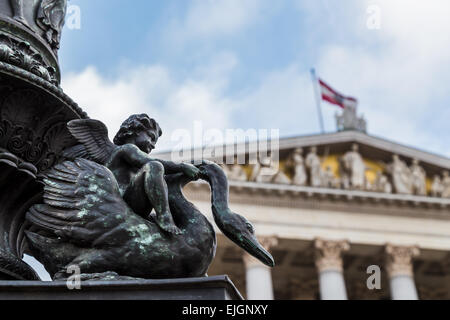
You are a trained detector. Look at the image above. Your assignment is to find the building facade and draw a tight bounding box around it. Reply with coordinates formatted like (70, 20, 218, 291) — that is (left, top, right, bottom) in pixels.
(158, 123, 450, 300)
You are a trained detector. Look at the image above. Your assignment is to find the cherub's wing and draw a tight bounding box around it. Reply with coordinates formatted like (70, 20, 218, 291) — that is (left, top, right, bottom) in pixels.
(61, 144, 91, 161)
(26, 159, 133, 248)
(66, 119, 116, 164)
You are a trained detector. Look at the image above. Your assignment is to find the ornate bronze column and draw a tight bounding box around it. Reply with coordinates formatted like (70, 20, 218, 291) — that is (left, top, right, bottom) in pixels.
(0, 0, 87, 280)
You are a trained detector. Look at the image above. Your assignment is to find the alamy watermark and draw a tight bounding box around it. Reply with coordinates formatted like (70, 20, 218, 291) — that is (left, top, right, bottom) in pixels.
(366, 265, 381, 290)
(366, 4, 382, 30)
(66, 264, 81, 290)
(66, 5, 81, 30)
(170, 121, 280, 174)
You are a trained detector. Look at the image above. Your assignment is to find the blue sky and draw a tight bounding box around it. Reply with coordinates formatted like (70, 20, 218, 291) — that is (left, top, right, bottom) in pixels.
(58, 0, 450, 156)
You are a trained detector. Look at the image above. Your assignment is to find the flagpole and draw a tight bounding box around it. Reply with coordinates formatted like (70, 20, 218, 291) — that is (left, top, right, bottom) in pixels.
(310, 68, 325, 134)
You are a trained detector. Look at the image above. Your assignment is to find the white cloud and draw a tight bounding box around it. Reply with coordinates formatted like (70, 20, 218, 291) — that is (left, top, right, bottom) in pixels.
(62, 53, 236, 151)
(166, 0, 270, 43)
(296, 0, 450, 157)
(237, 64, 319, 135)
(62, 0, 450, 158)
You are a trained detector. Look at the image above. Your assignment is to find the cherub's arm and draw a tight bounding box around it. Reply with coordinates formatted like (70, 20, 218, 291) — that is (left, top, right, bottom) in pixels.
(113, 144, 196, 175)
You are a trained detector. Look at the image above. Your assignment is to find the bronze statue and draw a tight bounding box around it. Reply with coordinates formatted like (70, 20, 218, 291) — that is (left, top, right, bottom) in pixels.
(10, 0, 28, 26)
(25, 115, 274, 280)
(36, 0, 67, 49)
(62, 115, 198, 235)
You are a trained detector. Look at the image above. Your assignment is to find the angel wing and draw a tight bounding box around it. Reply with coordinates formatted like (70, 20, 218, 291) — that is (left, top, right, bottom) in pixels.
(65, 119, 116, 164)
(26, 159, 133, 248)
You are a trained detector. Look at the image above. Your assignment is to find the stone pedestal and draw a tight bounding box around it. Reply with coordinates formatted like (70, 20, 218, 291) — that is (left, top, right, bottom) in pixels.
(0, 276, 243, 300)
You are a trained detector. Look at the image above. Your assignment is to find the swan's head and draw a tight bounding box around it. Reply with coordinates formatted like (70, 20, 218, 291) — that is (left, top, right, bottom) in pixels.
(214, 209, 274, 267)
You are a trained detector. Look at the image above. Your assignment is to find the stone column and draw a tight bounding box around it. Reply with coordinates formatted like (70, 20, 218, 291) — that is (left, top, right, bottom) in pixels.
(315, 238, 350, 300)
(243, 236, 278, 300)
(385, 244, 420, 300)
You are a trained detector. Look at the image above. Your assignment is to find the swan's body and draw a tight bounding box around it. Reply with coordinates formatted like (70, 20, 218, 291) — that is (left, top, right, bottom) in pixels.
(26, 159, 273, 280)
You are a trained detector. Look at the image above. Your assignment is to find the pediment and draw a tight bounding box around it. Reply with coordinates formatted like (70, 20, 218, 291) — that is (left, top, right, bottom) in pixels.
(274, 131, 450, 174)
(156, 130, 449, 200)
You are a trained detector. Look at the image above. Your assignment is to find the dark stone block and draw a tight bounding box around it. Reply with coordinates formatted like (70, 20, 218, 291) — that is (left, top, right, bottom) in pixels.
(0, 275, 244, 300)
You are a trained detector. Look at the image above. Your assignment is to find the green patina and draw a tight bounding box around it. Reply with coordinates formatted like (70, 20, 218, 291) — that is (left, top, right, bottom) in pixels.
(77, 209, 88, 218)
(128, 224, 162, 254)
(88, 183, 98, 193)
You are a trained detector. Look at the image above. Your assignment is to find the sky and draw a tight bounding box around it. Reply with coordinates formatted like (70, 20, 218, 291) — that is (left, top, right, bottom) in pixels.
(24, 0, 450, 279)
(56, 0, 450, 158)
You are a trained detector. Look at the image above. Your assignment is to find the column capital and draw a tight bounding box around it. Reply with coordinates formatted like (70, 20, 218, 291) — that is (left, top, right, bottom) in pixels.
(385, 244, 420, 278)
(314, 238, 350, 273)
(243, 236, 278, 268)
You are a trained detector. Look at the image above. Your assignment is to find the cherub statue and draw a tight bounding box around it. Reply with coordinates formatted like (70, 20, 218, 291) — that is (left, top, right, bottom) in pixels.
(63, 114, 200, 234)
(25, 115, 274, 280)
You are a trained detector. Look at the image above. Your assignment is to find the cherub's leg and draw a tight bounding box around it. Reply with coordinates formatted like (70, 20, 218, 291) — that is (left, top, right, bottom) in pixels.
(123, 170, 152, 218)
(124, 162, 180, 234)
(143, 162, 181, 234)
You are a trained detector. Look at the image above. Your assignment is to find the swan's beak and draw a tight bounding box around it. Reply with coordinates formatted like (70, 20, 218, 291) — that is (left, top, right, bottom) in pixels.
(241, 234, 275, 267)
(211, 203, 275, 267)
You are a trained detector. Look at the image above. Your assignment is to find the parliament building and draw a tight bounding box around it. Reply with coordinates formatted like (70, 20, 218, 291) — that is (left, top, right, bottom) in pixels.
(159, 107, 450, 300)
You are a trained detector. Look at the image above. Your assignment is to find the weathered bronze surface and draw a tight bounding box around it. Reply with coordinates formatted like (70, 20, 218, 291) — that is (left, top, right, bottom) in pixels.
(36, 0, 67, 50)
(25, 116, 274, 280)
(0, 0, 85, 280)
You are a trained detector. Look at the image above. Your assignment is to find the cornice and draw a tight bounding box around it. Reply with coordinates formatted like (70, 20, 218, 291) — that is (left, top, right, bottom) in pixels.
(155, 130, 450, 170)
(185, 180, 450, 220)
(189, 180, 450, 207)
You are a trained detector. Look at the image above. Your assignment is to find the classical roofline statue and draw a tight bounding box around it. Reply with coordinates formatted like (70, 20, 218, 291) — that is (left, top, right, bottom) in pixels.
(387, 154, 413, 195)
(341, 143, 366, 190)
(251, 150, 290, 184)
(410, 159, 427, 196)
(288, 148, 307, 186)
(335, 105, 367, 133)
(305, 146, 325, 188)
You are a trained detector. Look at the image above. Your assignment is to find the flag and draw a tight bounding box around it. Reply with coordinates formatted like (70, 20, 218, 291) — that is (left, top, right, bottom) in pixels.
(318, 79, 357, 109)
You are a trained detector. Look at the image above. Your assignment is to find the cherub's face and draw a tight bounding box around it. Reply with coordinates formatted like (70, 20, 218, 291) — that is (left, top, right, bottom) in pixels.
(132, 129, 159, 154)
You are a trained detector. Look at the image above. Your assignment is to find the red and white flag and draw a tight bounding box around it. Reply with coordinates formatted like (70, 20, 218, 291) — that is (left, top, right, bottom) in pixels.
(318, 79, 357, 109)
